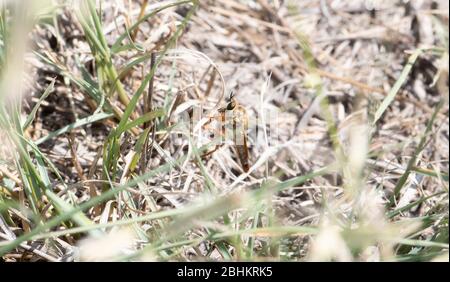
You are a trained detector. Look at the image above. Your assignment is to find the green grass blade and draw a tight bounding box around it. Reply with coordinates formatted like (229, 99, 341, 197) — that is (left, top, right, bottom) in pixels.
(373, 48, 427, 125)
(22, 78, 55, 131)
(35, 112, 113, 145)
(391, 99, 445, 202)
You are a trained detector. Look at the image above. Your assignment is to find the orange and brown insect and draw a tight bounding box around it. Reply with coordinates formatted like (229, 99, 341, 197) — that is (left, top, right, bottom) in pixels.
(202, 93, 250, 172)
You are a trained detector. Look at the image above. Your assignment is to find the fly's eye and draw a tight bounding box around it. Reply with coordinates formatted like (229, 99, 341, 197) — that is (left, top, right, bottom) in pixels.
(227, 100, 235, 110)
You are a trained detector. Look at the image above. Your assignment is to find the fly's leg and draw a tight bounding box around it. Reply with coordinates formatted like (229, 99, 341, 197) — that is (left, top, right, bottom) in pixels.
(201, 110, 226, 158)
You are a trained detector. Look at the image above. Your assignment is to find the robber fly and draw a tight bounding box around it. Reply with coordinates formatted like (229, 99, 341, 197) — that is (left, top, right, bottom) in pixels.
(201, 92, 250, 172)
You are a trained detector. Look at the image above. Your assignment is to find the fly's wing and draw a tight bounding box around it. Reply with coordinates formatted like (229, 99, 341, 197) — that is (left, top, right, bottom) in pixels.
(232, 106, 250, 172)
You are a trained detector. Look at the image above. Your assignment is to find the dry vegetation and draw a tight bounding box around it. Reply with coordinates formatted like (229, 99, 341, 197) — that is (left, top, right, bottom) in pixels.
(0, 0, 448, 262)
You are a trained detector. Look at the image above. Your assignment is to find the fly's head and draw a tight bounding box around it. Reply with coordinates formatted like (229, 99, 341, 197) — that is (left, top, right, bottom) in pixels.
(226, 91, 237, 111)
